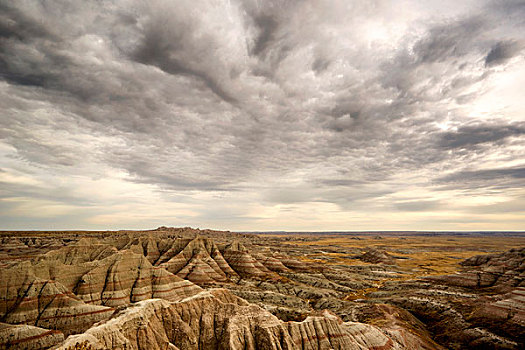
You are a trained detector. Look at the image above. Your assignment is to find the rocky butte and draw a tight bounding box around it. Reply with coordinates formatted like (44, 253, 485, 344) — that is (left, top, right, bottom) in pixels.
(0, 227, 523, 349)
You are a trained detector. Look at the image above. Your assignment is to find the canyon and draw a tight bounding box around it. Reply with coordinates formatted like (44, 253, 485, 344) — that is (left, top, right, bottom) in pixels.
(0, 228, 523, 349)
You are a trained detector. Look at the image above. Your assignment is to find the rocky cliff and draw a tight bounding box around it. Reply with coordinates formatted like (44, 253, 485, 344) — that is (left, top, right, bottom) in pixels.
(55, 289, 431, 350)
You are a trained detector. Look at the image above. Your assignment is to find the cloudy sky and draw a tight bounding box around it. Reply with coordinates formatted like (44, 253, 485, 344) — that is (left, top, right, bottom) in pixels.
(1, 0, 524, 231)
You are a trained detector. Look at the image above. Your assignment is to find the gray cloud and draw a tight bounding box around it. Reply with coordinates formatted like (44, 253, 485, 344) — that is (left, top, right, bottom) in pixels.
(485, 40, 523, 66)
(438, 167, 525, 190)
(250, 14, 279, 57)
(412, 17, 485, 63)
(131, 7, 239, 104)
(438, 123, 525, 149)
(394, 200, 443, 212)
(0, 0, 524, 230)
(0, 3, 55, 42)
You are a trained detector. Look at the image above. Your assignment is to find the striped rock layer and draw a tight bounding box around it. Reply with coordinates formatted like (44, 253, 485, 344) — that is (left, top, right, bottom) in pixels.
(56, 289, 423, 350)
(3, 233, 516, 349)
(378, 247, 525, 349)
(469, 286, 525, 343)
(253, 253, 292, 273)
(159, 237, 240, 284)
(66, 235, 335, 288)
(74, 250, 201, 306)
(221, 241, 281, 280)
(0, 323, 64, 350)
(0, 266, 113, 336)
(428, 247, 524, 291)
(0, 243, 202, 337)
(153, 237, 318, 286)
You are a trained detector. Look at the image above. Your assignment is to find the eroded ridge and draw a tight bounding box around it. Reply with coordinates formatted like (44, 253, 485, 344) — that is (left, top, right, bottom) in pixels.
(0, 228, 523, 349)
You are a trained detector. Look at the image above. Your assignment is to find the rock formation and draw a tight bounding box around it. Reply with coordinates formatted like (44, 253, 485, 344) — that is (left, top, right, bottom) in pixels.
(0, 264, 114, 335)
(0, 230, 523, 349)
(74, 250, 201, 306)
(366, 248, 525, 349)
(357, 247, 396, 265)
(55, 289, 429, 350)
(158, 237, 239, 284)
(221, 241, 280, 280)
(0, 323, 64, 350)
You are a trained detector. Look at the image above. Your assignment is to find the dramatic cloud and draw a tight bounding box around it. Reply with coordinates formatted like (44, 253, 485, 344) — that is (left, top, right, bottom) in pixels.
(438, 122, 525, 149)
(0, 0, 524, 231)
(485, 40, 523, 66)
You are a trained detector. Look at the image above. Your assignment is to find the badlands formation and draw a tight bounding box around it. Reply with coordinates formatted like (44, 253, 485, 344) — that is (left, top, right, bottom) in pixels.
(0, 228, 523, 349)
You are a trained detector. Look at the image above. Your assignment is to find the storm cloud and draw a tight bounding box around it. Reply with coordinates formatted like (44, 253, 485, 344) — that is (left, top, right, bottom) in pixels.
(0, 0, 524, 231)
(485, 40, 523, 66)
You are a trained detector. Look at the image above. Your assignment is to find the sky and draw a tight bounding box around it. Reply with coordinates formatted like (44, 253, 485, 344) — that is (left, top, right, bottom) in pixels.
(1, 0, 524, 231)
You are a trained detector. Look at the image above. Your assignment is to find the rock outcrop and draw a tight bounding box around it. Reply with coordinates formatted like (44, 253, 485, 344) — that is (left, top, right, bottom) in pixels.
(0, 241, 202, 336)
(159, 237, 239, 284)
(357, 248, 396, 265)
(56, 289, 424, 350)
(0, 323, 64, 350)
(366, 248, 525, 349)
(427, 247, 524, 291)
(74, 250, 201, 306)
(221, 241, 280, 280)
(252, 252, 292, 273)
(1, 231, 522, 350)
(0, 265, 114, 335)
